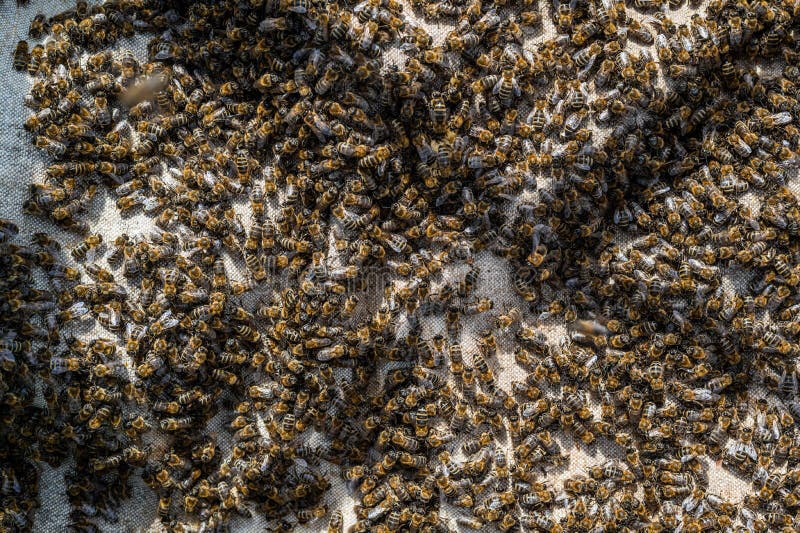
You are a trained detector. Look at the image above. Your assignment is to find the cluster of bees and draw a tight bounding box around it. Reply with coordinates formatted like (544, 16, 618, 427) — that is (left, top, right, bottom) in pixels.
(0, 217, 135, 531)
(4, 0, 800, 530)
(0, 219, 47, 531)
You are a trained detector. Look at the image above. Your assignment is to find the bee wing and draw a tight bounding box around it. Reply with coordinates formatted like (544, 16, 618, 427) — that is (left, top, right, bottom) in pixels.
(491, 77, 504, 95)
(69, 301, 90, 318)
(85, 245, 100, 264)
(154, 49, 176, 61)
(577, 54, 597, 80)
(0, 348, 14, 365)
(770, 111, 793, 126)
(143, 196, 164, 213)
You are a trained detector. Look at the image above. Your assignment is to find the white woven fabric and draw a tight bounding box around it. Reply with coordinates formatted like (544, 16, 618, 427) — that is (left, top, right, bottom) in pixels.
(0, 1, 762, 532)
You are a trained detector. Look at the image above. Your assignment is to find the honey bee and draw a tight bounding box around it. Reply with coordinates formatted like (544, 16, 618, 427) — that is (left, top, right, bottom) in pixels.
(25, 43, 44, 76)
(493, 69, 520, 107)
(322, 509, 343, 533)
(69, 234, 103, 262)
(426, 93, 448, 134)
(494, 307, 521, 330)
(296, 505, 327, 524)
(12, 40, 30, 72)
(27, 12, 48, 38)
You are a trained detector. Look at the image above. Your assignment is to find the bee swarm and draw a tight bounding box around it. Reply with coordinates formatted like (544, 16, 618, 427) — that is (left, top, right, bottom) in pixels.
(3, 0, 800, 531)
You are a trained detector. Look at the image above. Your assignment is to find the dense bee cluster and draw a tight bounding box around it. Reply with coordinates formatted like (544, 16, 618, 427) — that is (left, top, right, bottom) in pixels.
(4, 0, 800, 530)
(0, 220, 48, 531)
(0, 218, 138, 531)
